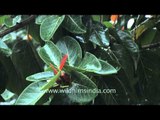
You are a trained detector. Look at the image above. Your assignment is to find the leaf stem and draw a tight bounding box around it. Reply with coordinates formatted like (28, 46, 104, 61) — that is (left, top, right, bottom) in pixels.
(142, 42, 160, 49)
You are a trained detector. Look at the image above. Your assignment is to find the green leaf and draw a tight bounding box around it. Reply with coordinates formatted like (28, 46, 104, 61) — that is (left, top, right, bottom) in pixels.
(15, 81, 47, 105)
(38, 41, 62, 67)
(95, 59, 117, 75)
(11, 40, 43, 94)
(117, 31, 140, 71)
(93, 47, 121, 71)
(66, 59, 117, 75)
(40, 15, 65, 41)
(112, 43, 136, 93)
(138, 28, 157, 45)
(0, 15, 10, 25)
(96, 76, 130, 105)
(66, 71, 98, 103)
(35, 15, 48, 25)
(132, 18, 156, 40)
(103, 21, 113, 28)
(118, 31, 139, 54)
(139, 50, 160, 104)
(89, 30, 110, 47)
(0, 40, 12, 56)
(41, 71, 61, 90)
(0, 49, 23, 95)
(78, 52, 101, 72)
(92, 15, 101, 22)
(13, 15, 21, 24)
(1, 89, 15, 101)
(26, 71, 54, 82)
(4, 15, 21, 27)
(63, 15, 86, 34)
(0, 62, 7, 94)
(56, 36, 82, 66)
(28, 21, 42, 43)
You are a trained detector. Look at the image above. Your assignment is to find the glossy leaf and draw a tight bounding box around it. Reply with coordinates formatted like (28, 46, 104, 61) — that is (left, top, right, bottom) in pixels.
(63, 15, 86, 34)
(139, 28, 157, 45)
(112, 43, 136, 92)
(89, 30, 110, 47)
(41, 71, 61, 90)
(40, 15, 65, 41)
(4, 15, 21, 27)
(96, 76, 129, 105)
(1, 89, 14, 101)
(78, 52, 101, 72)
(35, 15, 48, 25)
(38, 41, 62, 67)
(0, 50, 22, 95)
(118, 31, 139, 54)
(117, 31, 140, 71)
(28, 21, 42, 43)
(95, 59, 117, 75)
(0, 40, 12, 56)
(66, 59, 117, 75)
(11, 40, 43, 93)
(56, 36, 82, 66)
(66, 71, 98, 103)
(15, 81, 47, 105)
(133, 18, 156, 40)
(26, 71, 54, 82)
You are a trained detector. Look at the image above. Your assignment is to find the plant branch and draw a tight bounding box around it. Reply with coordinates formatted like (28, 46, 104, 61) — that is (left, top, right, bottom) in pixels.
(0, 15, 36, 38)
(142, 42, 160, 49)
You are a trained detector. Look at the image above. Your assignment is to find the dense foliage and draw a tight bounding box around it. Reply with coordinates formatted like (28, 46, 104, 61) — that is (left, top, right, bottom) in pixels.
(0, 15, 160, 105)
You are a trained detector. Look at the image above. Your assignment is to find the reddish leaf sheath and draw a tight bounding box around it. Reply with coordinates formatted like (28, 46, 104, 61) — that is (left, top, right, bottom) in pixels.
(50, 63, 58, 75)
(121, 26, 125, 31)
(59, 54, 68, 70)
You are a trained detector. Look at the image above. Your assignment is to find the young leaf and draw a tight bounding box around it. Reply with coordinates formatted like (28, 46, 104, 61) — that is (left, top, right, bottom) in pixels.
(56, 36, 82, 66)
(15, 81, 47, 105)
(40, 15, 65, 41)
(103, 21, 113, 28)
(63, 15, 86, 34)
(38, 41, 62, 67)
(41, 71, 61, 90)
(0, 15, 10, 25)
(59, 54, 68, 70)
(26, 71, 54, 82)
